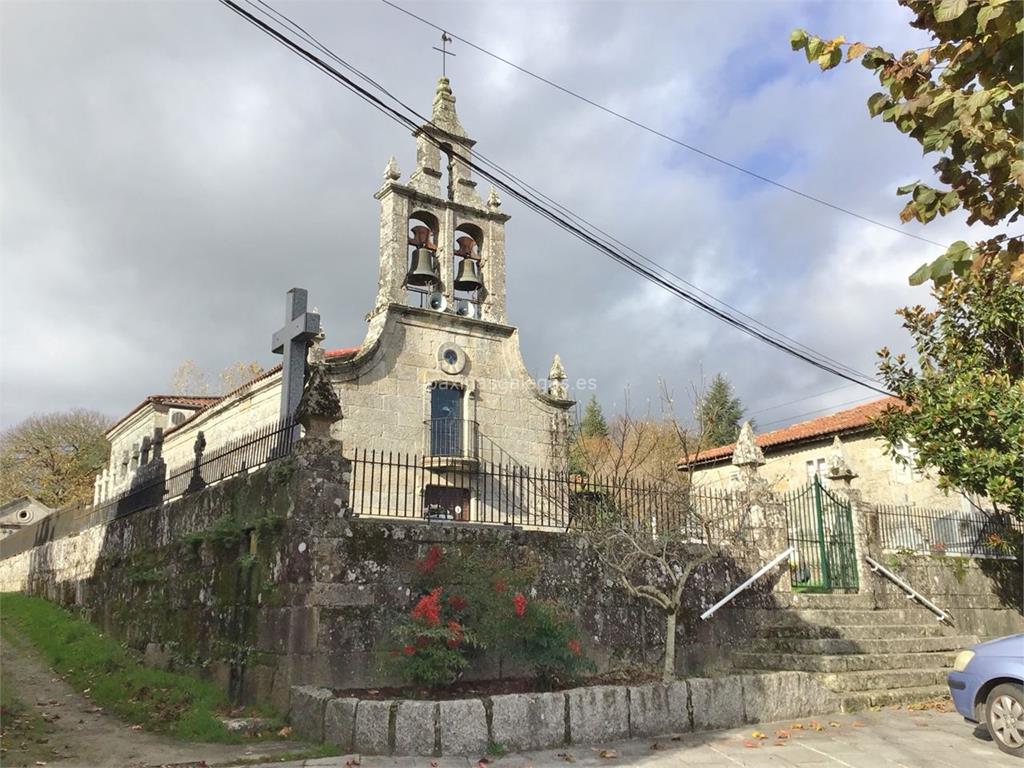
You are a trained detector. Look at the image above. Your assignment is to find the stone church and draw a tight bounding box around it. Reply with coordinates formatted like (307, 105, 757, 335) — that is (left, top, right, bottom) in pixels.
(95, 78, 575, 521)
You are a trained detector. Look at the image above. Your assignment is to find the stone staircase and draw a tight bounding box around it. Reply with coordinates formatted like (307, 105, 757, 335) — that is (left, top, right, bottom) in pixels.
(731, 593, 978, 711)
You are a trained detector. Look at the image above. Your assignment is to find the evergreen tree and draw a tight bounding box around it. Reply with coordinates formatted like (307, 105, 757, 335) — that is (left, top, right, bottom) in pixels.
(579, 395, 609, 438)
(699, 374, 745, 448)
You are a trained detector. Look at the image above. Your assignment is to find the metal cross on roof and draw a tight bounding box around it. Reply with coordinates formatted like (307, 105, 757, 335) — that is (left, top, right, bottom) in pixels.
(271, 288, 321, 422)
(432, 32, 455, 77)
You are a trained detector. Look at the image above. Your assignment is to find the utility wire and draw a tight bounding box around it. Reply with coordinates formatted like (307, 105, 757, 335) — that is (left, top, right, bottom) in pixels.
(250, 0, 871, 382)
(758, 394, 883, 429)
(219, 0, 891, 396)
(381, 0, 948, 249)
(747, 383, 862, 417)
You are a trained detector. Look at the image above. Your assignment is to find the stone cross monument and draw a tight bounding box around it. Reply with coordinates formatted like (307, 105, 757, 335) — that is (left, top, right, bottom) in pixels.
(271, 288, 321, 422)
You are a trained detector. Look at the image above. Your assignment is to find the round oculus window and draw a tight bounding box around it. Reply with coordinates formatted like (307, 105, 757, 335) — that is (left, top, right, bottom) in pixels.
(437, 343, 467, 375)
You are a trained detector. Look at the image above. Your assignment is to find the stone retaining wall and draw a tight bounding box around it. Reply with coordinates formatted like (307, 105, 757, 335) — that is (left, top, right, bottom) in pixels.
(289, 672, 840, 756)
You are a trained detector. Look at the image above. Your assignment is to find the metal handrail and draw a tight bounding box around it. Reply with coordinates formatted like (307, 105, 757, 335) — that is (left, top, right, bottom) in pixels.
(701, 546, 795, 621)
(864, 554, 955, 626)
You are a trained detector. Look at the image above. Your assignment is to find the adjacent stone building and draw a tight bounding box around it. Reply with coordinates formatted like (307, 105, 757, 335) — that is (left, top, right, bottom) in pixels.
(688, 397, 981, 510)
(0, 496, 55, 539)
(94, 78, 575, 521)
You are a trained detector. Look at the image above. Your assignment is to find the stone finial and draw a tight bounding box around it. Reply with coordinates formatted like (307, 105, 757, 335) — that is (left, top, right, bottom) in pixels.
(384, 155, 401, 181)
(296, 362, 342, 438)
(487, 185, 502, 210)
(731, 421, 764, 469)
(431, 77, 468, 138)
(827, 435, 857, 485)
(548, 353, 568, 400)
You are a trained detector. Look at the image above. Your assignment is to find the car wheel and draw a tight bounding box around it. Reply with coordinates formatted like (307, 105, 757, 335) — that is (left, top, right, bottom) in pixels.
(986, 683, 1024, 757)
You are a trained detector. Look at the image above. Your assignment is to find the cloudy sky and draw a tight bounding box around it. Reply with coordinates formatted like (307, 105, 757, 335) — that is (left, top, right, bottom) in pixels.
(0, 0, 982, 432)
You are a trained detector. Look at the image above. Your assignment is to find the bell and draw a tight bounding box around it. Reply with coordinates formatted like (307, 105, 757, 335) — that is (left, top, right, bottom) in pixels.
(455, 235, 478, 258)
(407, 248, 439, 287)
(409, 225, 436, 250)
(454, 257, 484, 292)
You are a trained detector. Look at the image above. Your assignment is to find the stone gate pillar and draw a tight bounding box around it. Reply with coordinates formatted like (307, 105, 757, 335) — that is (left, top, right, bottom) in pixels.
(826, 435, 875, 597)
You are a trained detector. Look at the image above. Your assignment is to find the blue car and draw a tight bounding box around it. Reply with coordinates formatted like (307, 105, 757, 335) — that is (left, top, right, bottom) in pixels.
(948, 634, 1024, 757)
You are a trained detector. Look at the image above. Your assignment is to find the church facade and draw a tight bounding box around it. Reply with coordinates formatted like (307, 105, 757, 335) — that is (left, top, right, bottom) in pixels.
(94, 78, 575, 521)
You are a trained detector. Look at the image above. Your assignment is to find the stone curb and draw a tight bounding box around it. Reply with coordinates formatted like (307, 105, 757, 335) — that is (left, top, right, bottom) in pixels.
(289, 671, 840, 756)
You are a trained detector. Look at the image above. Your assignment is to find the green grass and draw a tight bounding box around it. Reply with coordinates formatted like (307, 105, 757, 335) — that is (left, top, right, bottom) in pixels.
(1, 592, 239, 742)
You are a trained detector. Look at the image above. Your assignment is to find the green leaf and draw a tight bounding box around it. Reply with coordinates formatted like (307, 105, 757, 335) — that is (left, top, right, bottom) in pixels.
(982, 149, 1007, 169)
(946, 240, 972, 262)
(977, 4, 1003, 32)
(805, 37, 824, 63)
(789, 28, 809, 51)
(896, 181, 919, 195)
(867, 92, 889, 117)
(908, 262, 932, 286)
(935, 0, 969, 23)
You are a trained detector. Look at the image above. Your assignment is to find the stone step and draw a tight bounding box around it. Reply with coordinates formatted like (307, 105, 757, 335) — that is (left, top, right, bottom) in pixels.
(839, 684, 951, 712)
(820, 668, 949, 692)
(744, 634, 978, 656)
(753, 623, 952, 640)
(734, 650, 956, 673)
(776, 593, 876, 610)
(747, 607, 953, 626)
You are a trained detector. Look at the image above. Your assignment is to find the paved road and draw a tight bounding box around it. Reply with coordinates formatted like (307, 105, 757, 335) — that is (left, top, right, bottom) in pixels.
(233, 707, 1014, 768)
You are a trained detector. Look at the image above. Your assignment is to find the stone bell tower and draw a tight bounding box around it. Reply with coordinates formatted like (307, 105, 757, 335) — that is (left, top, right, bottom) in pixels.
(371, 78, 510, 325)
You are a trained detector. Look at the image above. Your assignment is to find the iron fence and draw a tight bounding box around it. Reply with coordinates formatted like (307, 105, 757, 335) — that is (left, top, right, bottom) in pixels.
(106, 418, 298, 519)
(875, 503, 1022, 559)
(346, 447, 754, 540)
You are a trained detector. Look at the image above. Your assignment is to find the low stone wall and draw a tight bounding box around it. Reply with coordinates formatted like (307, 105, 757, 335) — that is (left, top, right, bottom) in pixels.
(289, 672, 840, 755)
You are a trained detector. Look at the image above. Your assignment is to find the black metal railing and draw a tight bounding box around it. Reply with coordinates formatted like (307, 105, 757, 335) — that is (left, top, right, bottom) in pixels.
(347, 447, 754, 538)
(106, 417, 298, 519)
(875, 503, 1022, 558)
(424, 418, 478, 458)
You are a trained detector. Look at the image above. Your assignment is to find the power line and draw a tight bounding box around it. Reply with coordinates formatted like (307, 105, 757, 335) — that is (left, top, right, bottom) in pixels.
(246, 0, 877, 385)
(219, 0, 891, 396)
(747, 383, 861, 417)
(758, 394, 883, 429)
(380, 0, 948, 250)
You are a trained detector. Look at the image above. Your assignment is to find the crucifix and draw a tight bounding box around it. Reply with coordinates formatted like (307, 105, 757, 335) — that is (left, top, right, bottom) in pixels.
(271, 288, 321, 422)
(432, 32, 455, 77)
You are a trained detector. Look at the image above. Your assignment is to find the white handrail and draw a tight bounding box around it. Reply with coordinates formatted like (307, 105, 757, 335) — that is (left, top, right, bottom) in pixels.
(701, 546, 795, 621)
(864, 554, 955, 626)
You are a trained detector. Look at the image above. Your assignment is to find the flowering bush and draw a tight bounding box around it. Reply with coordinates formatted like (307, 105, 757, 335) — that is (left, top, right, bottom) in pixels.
(384, 545, 593, 688)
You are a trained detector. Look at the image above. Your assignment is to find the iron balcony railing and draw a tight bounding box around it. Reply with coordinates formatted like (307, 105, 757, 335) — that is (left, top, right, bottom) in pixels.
(424, 417, 479, 459)
(874, 503, 1022, 558)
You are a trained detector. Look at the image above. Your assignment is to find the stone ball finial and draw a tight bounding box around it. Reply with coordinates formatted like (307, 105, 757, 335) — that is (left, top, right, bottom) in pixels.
(548, 353, 568, 399)
(827, 435, 857, 483)
(731, 421, 765, 468)
(487, 185, 502, 210)
(296, 362, 342, 438)
(384, 156, 401, 181)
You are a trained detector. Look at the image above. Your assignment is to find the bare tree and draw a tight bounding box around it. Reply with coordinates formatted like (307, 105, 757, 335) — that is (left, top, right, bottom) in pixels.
(218, 361, 264, 394)
(569, 382, 752, 682)
(171, 360, 264, 396)
(0, 410, 111, 508)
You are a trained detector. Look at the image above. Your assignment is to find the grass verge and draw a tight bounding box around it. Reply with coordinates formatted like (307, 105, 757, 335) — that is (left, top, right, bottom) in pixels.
(2, 592, 239, 742)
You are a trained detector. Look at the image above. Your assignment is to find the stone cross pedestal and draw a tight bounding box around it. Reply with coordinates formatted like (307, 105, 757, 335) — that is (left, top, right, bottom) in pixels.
(272, 288, 321, 423)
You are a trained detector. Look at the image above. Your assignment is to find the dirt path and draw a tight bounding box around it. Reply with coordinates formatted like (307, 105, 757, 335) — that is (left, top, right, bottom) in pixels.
(0, 627, 306, 768)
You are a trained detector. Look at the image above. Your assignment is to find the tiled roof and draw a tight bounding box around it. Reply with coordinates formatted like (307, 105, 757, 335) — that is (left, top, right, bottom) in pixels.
(106, 395, 222, 436)
(687, 396, 905, 466)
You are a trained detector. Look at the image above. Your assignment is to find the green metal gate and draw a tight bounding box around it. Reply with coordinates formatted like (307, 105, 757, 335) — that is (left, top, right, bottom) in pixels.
(782, 477, 858, 591)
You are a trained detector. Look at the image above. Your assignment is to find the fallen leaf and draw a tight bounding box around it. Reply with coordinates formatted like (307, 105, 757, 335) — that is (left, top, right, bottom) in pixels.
(773, 740, 787, 746)
(829, 721, 841, 728)
(809, 721, 824, 732)
(649, 742, 663, 750)
(670, 734, 682, 741)
(775, 729, 790, 740)
(743, 740, 760, 749)
(751, 730, 767, 740)
(790, 722, 804, 730)
(556, 752, 575, 763)
(852, 721, 864, 727)
(430, 762, 438, 767)
(598, 749, 618, 758)
(277, 725, 292, 738)
(129, 724, 143, 731)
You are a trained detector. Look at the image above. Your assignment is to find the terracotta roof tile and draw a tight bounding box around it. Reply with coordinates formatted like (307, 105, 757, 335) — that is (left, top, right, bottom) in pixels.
(687, 396, 904, 466)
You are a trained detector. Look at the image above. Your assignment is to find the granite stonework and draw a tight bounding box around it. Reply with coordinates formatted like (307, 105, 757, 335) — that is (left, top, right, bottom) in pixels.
(289, 673, 839, 756)
(323, 697, 358, 751)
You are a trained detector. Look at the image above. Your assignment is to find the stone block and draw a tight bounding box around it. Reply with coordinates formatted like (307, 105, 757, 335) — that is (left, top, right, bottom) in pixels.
(323, 697, 358, 751)
(354, 699, 393, 755)
(439, 698, 488, 755)
(567, 685, 629, 744)
(394, 700, 437, 756)
(628, 682, 690, 737)
(490, 692, 566, 752)
(289, 685, 333, 742)
(688, 676, 745, 731)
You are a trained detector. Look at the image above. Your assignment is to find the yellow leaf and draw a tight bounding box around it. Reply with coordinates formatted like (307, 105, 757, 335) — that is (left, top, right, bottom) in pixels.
(917, 49, 931, 65)
(752, 730, 767, 739)
(847, 42, 868, 61)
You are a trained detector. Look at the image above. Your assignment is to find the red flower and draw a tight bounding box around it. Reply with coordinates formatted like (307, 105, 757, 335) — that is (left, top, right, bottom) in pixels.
(494, 578, 507, 594)
(415, 545, 443, 574)
(512, 592, 527, 618)
(447, 595, 467, 612)
(411, 587, 443, 627)
(566, 639, 582, 657)
(446, 620, 463, 649)
(403, 644, 416, 656)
